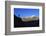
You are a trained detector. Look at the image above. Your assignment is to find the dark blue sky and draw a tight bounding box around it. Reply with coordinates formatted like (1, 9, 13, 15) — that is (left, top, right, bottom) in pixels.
(14, 8, 39, 17)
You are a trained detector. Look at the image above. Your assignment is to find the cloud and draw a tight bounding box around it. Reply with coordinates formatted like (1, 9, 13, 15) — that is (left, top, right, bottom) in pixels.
(21, 15, 39, 22)
(31, 15, 36, 18)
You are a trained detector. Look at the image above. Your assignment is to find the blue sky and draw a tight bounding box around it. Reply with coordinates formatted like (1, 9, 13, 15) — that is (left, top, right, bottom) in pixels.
(14, 8, 39, 17)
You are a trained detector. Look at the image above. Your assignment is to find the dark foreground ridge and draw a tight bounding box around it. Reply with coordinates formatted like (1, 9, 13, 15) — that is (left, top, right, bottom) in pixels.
(14, 15, 39, 28)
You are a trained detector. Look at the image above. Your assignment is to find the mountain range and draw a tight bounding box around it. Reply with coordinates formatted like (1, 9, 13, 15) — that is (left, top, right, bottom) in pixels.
(21, 15, 39, 22)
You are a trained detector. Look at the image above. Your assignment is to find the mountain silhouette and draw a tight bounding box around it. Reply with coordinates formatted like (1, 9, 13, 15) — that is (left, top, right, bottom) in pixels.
(14, 15, 39, 28)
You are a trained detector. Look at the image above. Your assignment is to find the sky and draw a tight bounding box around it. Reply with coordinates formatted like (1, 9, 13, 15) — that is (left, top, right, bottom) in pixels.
(14, 8, 39, 18)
